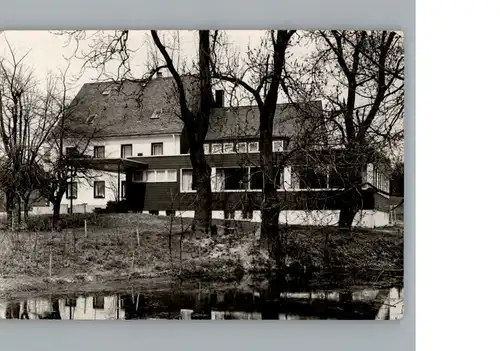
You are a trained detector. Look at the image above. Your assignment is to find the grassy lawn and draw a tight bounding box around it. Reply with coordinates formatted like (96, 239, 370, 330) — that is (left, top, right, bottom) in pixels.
(0, 213, 403, 298)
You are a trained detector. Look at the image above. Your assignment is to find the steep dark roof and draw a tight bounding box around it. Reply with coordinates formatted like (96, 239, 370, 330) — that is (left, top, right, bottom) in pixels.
(206, 101, 324, 141)
(66, 76, 198, 137)
(67, 76, 325, 141)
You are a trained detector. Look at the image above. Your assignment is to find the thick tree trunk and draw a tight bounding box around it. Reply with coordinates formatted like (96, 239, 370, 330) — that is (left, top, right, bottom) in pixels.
(338, 187, 362, 230)
(10, 195, 22, 231)
(261, 272, 284, 320)
(189, 141, 212, 237)
(16, 199, 22, 229)
(260, 111, 282, 269)
(338, 147, 365, 230)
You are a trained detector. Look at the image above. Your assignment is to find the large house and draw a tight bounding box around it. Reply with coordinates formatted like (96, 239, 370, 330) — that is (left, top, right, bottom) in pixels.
(30, 74, 391, 227)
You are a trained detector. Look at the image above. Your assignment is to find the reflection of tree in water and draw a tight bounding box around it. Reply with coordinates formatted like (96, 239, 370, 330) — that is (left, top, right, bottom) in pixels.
(260, 271, 285, 320)
(1, 278, 392, 320)
(5, 302, 20, 319)
(20, 301, 29, 319)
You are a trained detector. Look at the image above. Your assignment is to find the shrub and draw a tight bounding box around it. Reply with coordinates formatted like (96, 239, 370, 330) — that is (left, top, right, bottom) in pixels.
(96, 200, 128, 214)
(24, 213, 101, 231)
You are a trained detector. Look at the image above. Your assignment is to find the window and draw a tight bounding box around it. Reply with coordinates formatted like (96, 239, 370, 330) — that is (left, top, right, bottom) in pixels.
(242, 208, 253, 220)
(223, 143, 234, 153)
(151, 142, 163, 156)
(273, 140, 284, 152)
(224, 210, 235, 220)
(94, 146, 105, 158)
(204, 144, 210, 154)
(156, 170, 166, 182)
(121, 144, 132, 158)
(42, 147, 51, 161)
(181, 169, 193, 192)
(211, 143, 222, 154)
(151, 108, 162, 119)
(328, 167, 346, 188)
(66, 182, 78, 199)
(102, 87, 111, 96)
(215, 168, 247, 191)
(248, 142, 259, 153)
(213, 169, 224, 191)
(166, 169, 177, 182)
(66, 147, 77, 156)
(249, 167, 263, 190)
(94, 181, 105, 199)
(236, 142, 247, 153)
(133, 171, 143, 182)
(273, 167, 284, 189)
(93, 296, 105, 309)
(121, 181, 127, 199)
(65, 299, 77, 307)
(146, 170, 156, 182)
(292, 165, 329, 189)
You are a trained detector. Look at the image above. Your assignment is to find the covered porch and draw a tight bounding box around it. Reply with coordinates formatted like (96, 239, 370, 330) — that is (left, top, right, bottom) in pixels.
(68, 157, 149, 174)
(67, 158, 148, 213)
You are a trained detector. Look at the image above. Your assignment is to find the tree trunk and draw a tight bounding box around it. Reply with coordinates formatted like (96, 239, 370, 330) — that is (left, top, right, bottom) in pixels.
(16, 200, 22, 229)
(338, 188, 362, 230)
(189, 141, 212, 237)
(261, 271, 284, 320)
(260, 110, 282, 269)
(338, 148, 365, 230)
(6, 190, 13, 231)
(52, 198, 62, 231)
(23, 198, 30, 227)
(10, 195, 22, 231)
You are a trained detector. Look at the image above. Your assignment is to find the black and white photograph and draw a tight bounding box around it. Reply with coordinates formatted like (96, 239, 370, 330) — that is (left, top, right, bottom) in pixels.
(0, 29, 404, 320)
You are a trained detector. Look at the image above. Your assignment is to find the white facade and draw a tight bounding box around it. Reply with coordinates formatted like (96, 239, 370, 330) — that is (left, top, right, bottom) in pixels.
(174, 209, 390, 228)
(60, 133, 181, 212)
(79, 134, 182, 159)
(58, 296, 125, 320)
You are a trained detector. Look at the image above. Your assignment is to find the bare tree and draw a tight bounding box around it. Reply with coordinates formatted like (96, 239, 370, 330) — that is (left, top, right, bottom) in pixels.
(0, 41, 64, 230)
(37, 82, 107, 229)
(303, 30, 404, 229)
(55, 30, 215, 236)
(211, 30, 296, 267)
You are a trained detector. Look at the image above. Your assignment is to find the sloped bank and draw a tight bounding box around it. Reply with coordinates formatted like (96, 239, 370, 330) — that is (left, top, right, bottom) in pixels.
(0, 214, 403, 299)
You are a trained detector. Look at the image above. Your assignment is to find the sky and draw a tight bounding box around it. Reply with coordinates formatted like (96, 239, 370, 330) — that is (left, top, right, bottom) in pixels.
(0, 30, 272, 96)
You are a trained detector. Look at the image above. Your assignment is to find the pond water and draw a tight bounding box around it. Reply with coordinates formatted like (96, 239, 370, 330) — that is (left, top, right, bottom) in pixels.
(0, 284, 403, 320)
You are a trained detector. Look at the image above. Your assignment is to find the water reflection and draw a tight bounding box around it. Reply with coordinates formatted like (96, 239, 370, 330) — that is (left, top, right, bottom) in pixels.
(0, 286, 403, 320)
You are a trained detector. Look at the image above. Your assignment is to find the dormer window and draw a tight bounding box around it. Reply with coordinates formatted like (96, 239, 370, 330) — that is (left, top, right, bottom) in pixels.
(102, 88, 111, 96)
(151, 108, 162, 119)
(87, 114, 97, 124)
